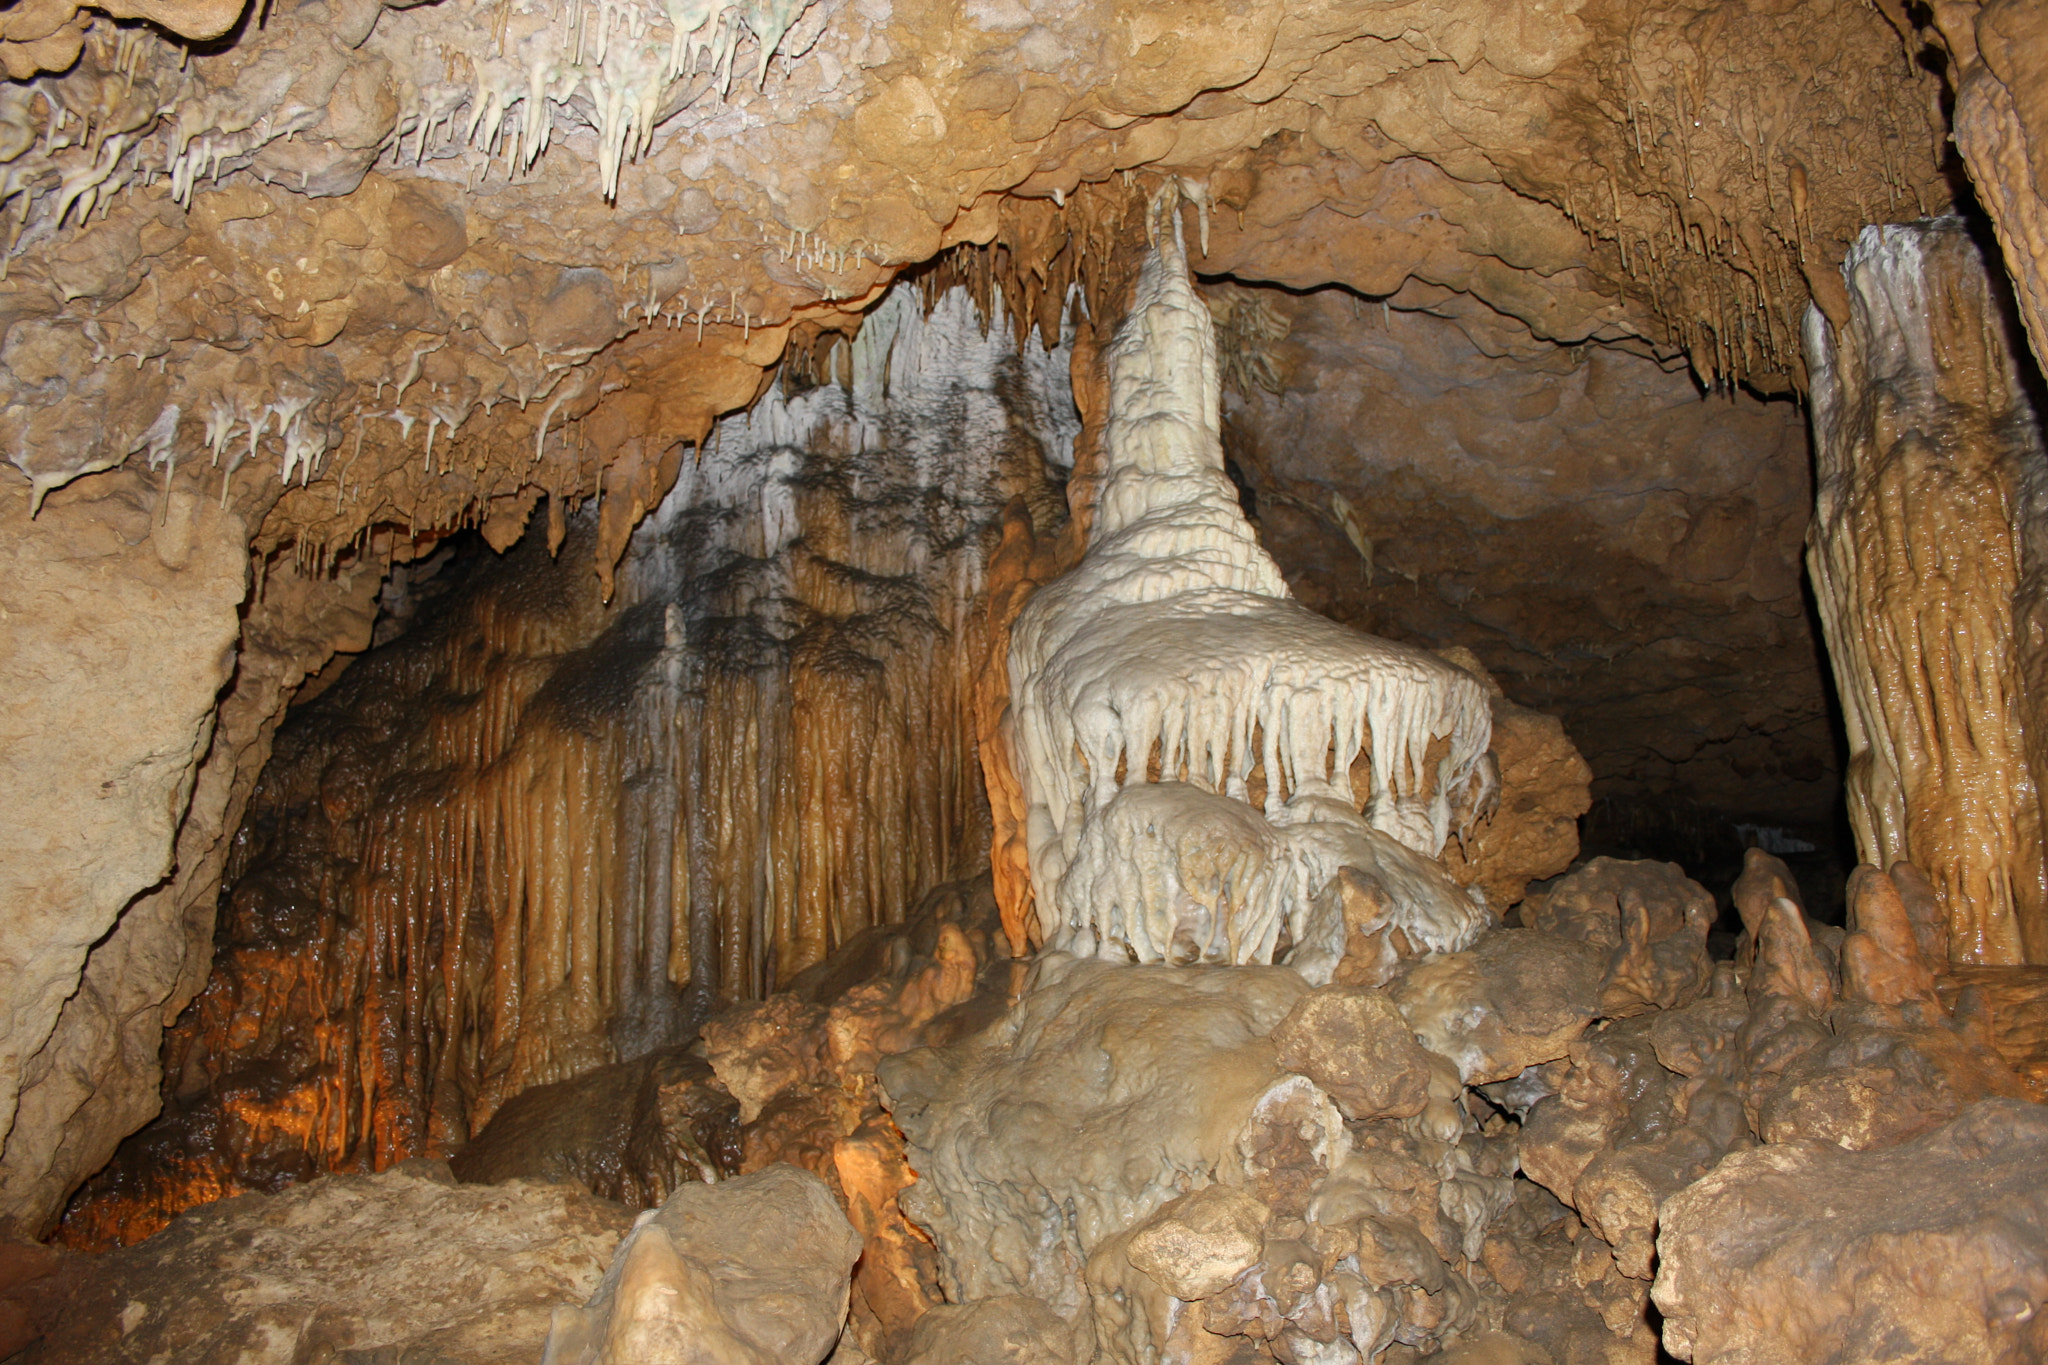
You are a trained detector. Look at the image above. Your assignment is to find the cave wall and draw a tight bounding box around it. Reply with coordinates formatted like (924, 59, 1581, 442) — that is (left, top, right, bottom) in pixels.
(1218, 289, 1828, 828)
(0, 484, 247, 1233)
(0, 521, 381, 1236)
(58, 284, 1074, 1243)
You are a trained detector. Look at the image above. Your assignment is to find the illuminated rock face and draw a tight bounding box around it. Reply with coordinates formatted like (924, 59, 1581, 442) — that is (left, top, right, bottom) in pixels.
(1008, 197, 1493, 978)
(57, 283, 1076, 1246)
(1806, 220, 2048, 964)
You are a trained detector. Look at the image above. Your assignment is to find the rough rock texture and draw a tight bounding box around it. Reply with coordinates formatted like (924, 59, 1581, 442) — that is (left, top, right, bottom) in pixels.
(879, 953, 1321, 1314)
(896, 1295, 1091, 1365)
(542, 1163, 861, 1365)
(450, 1047, 739, 1207)
(1270, 984, 1434, 1123)
(0, 0, 1969, 1229)
(1653, 1099, 2048, 1365)
(1393, 929, 1606, 1086)
(27, 1162, 631, 1365)
(1945, 0, 2048, 381)
(1225, 289, 1829, 828)
(698, 874, 1013, 1361)
(1437, 664, 1593, 912)
(61, 290, 1060, 1247)
(0, 480, 247, 1235)
(0, 0, 1943, 547)
(1941, 964, 2048, 1101)
(0, 515, 379, 1239)
(879, 946, 1536, 1363)
(1807, 216, 2048, 964)
(1492, 855, 2038, 1362)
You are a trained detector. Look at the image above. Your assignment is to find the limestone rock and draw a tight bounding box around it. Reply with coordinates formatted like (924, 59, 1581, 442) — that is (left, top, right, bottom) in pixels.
(1750, 1004, 2032, 1152)
(1270, 984, 1433, 1122)
(896, 1295, 1091, 1365)
(1124, 1184, 1273, 1302)
(1438, 679, 1593, 912)
(1532, 858, 1704, 951)
(1392, 929, 1606, 1084)
(451, 1047, 738, 1207)
(1807, 220, 2048, 965)
(543, 1164, 861, 1365)
(1939, 965, 2048, 1101)
(29, 1163, 631, 1365)
(1529, 858, 1713, 1015)
(0, 484, 248, 1234)
(879, 954, 1321, 1312)
(1653, 1099, 2048, 1364)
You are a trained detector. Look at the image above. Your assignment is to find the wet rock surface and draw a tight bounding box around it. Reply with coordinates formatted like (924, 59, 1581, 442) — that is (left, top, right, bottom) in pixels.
(450, 1046, 739, 1207)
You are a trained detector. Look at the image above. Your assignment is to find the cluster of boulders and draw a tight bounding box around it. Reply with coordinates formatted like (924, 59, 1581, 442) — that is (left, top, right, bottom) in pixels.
(24, 856, 2048, 1364)
(868, 852, 2043, 1364)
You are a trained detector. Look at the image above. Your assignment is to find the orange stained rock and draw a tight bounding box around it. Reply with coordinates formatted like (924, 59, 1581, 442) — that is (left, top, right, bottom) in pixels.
(1808, 222, 2048, 964)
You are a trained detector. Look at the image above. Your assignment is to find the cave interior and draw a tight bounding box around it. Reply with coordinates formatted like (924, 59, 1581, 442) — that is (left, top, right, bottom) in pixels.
(4, 0, 2048, 1362)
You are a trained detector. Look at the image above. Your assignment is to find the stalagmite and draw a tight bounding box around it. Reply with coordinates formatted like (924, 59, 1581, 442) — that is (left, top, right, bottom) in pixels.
(1806, 220, 2048, 964)
(1008, 190, 1493, 978)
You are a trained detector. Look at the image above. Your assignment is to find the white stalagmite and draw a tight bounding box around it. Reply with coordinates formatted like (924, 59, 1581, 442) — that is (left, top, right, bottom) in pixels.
(1008, 187, 1493, 979)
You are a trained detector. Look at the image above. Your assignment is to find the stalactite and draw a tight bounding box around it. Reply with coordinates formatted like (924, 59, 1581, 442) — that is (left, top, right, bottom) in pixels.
(59, 282, 1075, 1248)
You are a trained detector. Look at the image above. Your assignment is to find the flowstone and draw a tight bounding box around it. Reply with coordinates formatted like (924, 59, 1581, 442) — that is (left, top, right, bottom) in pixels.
(1008, 191, 1492, 979)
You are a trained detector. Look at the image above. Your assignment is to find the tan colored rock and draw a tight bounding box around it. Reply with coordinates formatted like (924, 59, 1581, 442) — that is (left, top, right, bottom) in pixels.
(1532, 858, 1709, 956)
(1653, 1100, 2048, 1365)
(544, 1164, 860, 1365)
(1437, 665, 1593, 912)
(1392, 929, 1605, 1084)
(0, 482, 248, 1234)
(879, 955, 1319, 1312)
(1939, 965, 2048, 1101)
(0, 545, 378, 1238)
(896, 1295, 1091, 1365)
(1748, 897, 1836, 1015)
(29, 1163, 631, 1365)
(1841, 864, 1942, 1006)
(1729, 846, 1800, 969)
(1269, 984, 1433, 1122)
(1807, 219, 2048, 965)
(1751, 1006, 2032, 1152)
(1518, 1021, 1678, 1212)
(1124, 1184, 1272, 1302)
(0, 0, 1972, 1238)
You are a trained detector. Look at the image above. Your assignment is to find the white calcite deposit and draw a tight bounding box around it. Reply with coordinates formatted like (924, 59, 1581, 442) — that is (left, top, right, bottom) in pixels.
(1008, 191, 1493, 979)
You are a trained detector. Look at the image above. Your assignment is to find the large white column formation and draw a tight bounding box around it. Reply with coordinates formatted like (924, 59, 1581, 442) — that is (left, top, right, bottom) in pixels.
(1007, 189, 1493, 980)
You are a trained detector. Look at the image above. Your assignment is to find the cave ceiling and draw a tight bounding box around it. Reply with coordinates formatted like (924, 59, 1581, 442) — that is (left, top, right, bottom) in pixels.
(0, 0, 1952, 585)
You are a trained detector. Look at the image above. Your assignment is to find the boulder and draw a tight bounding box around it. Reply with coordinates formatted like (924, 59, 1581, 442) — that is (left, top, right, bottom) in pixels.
(543, 1164, 861, 1365)
(29, 1162, 630, 1365)
(1654, 1100, 2048, 1364)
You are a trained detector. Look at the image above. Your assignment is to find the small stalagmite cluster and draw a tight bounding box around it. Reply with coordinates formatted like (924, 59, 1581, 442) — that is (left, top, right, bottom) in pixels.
(7, 1, 2048, 1364)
